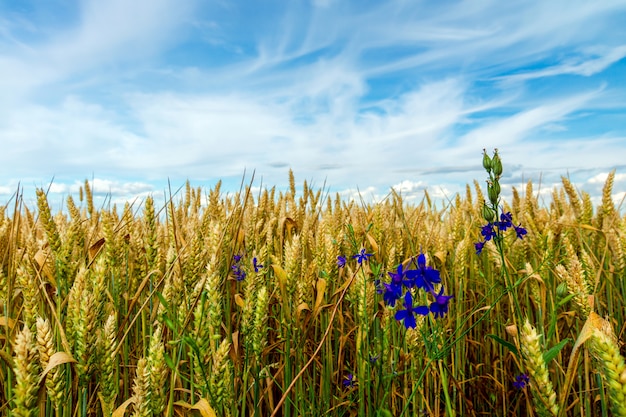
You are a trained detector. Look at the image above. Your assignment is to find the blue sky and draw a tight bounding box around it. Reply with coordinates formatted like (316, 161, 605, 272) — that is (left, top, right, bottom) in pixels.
(1, 0, 625, 210)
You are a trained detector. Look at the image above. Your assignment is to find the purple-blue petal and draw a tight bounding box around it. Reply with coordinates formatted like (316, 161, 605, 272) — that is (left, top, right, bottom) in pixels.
(474, 241, 485, 255)
(414, 305, 429, 316)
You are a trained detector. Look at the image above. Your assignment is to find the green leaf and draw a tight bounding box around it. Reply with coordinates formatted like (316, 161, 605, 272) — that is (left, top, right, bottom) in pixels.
(183, 335, 200, 354)
(486, 334, 518, 356)
(163, 316, 177, 333)
(543, 338, 571, 364)
(164, 352, 176, 370)
(155, 291, 169, 310)
(556, 293, 575, 308)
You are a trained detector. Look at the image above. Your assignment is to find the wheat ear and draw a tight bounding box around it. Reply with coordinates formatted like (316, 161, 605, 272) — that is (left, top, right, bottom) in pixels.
(12, 325, 40, 417)
(520, 319, 560, 417)
(131, 358, 151, 417)
(36, 317, 65, 411)
(587, 319, 626, 417)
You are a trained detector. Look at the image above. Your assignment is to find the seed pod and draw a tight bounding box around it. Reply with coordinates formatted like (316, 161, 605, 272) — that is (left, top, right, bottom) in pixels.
(482, 205, 496, 223)
(488, 181, 500, 206)
(492, 151, 503, 176)
(482, 149, 492, 172)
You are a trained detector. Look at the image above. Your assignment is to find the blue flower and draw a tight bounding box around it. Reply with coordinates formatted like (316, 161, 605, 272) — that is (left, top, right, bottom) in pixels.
(382, 263, 408, 306)
(476, 212, 527, 256)
(352, 248, 373, 264)
(480, 224, 496, 241)
(337, 255, 346, 268)
(231, 264, 246, 281)
(474, 241, 485, 255)
(429, 287, 453, 318)
(514, 224, 527, 239)
(343, 373, 354, 388)
(233, 254, 243, 263)
(373, 278, 384, 294)
(383, 282, 403, 307)
(497, 212, 513, 231)
(513, 373, 529, 390)
(253, 257, 263, 272)
(406, 253, 441, 291)
(394, 291, 429, 329)
(387, 263, 405, 284)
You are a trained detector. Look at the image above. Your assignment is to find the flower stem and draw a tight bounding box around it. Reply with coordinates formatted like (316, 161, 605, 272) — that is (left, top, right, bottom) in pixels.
(438, 359, 455, 417)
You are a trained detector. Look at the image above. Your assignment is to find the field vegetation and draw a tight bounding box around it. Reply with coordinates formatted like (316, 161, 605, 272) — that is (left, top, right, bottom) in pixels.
(1, 152, 625, 416)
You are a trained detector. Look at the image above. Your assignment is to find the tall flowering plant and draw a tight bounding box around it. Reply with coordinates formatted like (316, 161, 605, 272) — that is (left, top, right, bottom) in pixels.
(474, 149, 527, 329)
(473, 149, 559, 413)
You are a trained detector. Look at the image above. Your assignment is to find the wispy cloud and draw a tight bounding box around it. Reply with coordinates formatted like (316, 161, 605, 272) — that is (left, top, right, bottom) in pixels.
(0, 0, 625, 209)
(498, 45, 626, 81)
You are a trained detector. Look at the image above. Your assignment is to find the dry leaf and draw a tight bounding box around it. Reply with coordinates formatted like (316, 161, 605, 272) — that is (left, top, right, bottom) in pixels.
(112, 397, 134, 417)
(234, 293, 245, 308)
(89, 237, 106, 261)
(312, 278, 327, 319)
(191, 398, 218, 417)
(34, 248, 55, 284)
(39, 351, 77, 383)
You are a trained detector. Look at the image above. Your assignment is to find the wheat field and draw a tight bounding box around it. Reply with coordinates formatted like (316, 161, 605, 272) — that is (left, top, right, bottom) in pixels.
(1, 159, 625, 416)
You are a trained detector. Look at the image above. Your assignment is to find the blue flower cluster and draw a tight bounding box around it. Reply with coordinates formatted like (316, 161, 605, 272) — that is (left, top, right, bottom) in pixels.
(337, 251, 452, 328)
(383, 254, 453, 328)
(474, 211, 527, 255)
(232, 254, 246, 281)
(231, 253, 263, 281)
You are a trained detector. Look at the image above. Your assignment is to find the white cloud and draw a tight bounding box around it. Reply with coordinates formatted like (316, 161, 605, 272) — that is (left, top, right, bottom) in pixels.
(458, 88, 603, 150)
(48, 183, 69, 194)
(498, 45, 626, 82)
(588, 172, 626, 185)
(0, 186, 13, 195)
(0, 0, 197, 103)
(0, 0, 625, 211)
(86, 178, 154, 196)
(392, 180, 426, 194)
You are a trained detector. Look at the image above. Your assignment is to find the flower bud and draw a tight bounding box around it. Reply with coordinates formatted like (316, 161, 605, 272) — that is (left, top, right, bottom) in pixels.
(492, 151, 503, 176)
(488, 181, 500, 206)
(482, 149, 492, 172)
(482, 205, 495, 222)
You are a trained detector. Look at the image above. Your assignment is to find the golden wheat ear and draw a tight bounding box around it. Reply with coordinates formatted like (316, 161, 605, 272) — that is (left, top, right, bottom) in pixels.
(12, 324, 40, 416)
(36, 317, 66, 411)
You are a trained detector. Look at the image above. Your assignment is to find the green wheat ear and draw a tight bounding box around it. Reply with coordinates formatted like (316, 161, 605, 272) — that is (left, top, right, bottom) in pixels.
(520, 319, 560, 417)
(587, 315, 626, 417)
